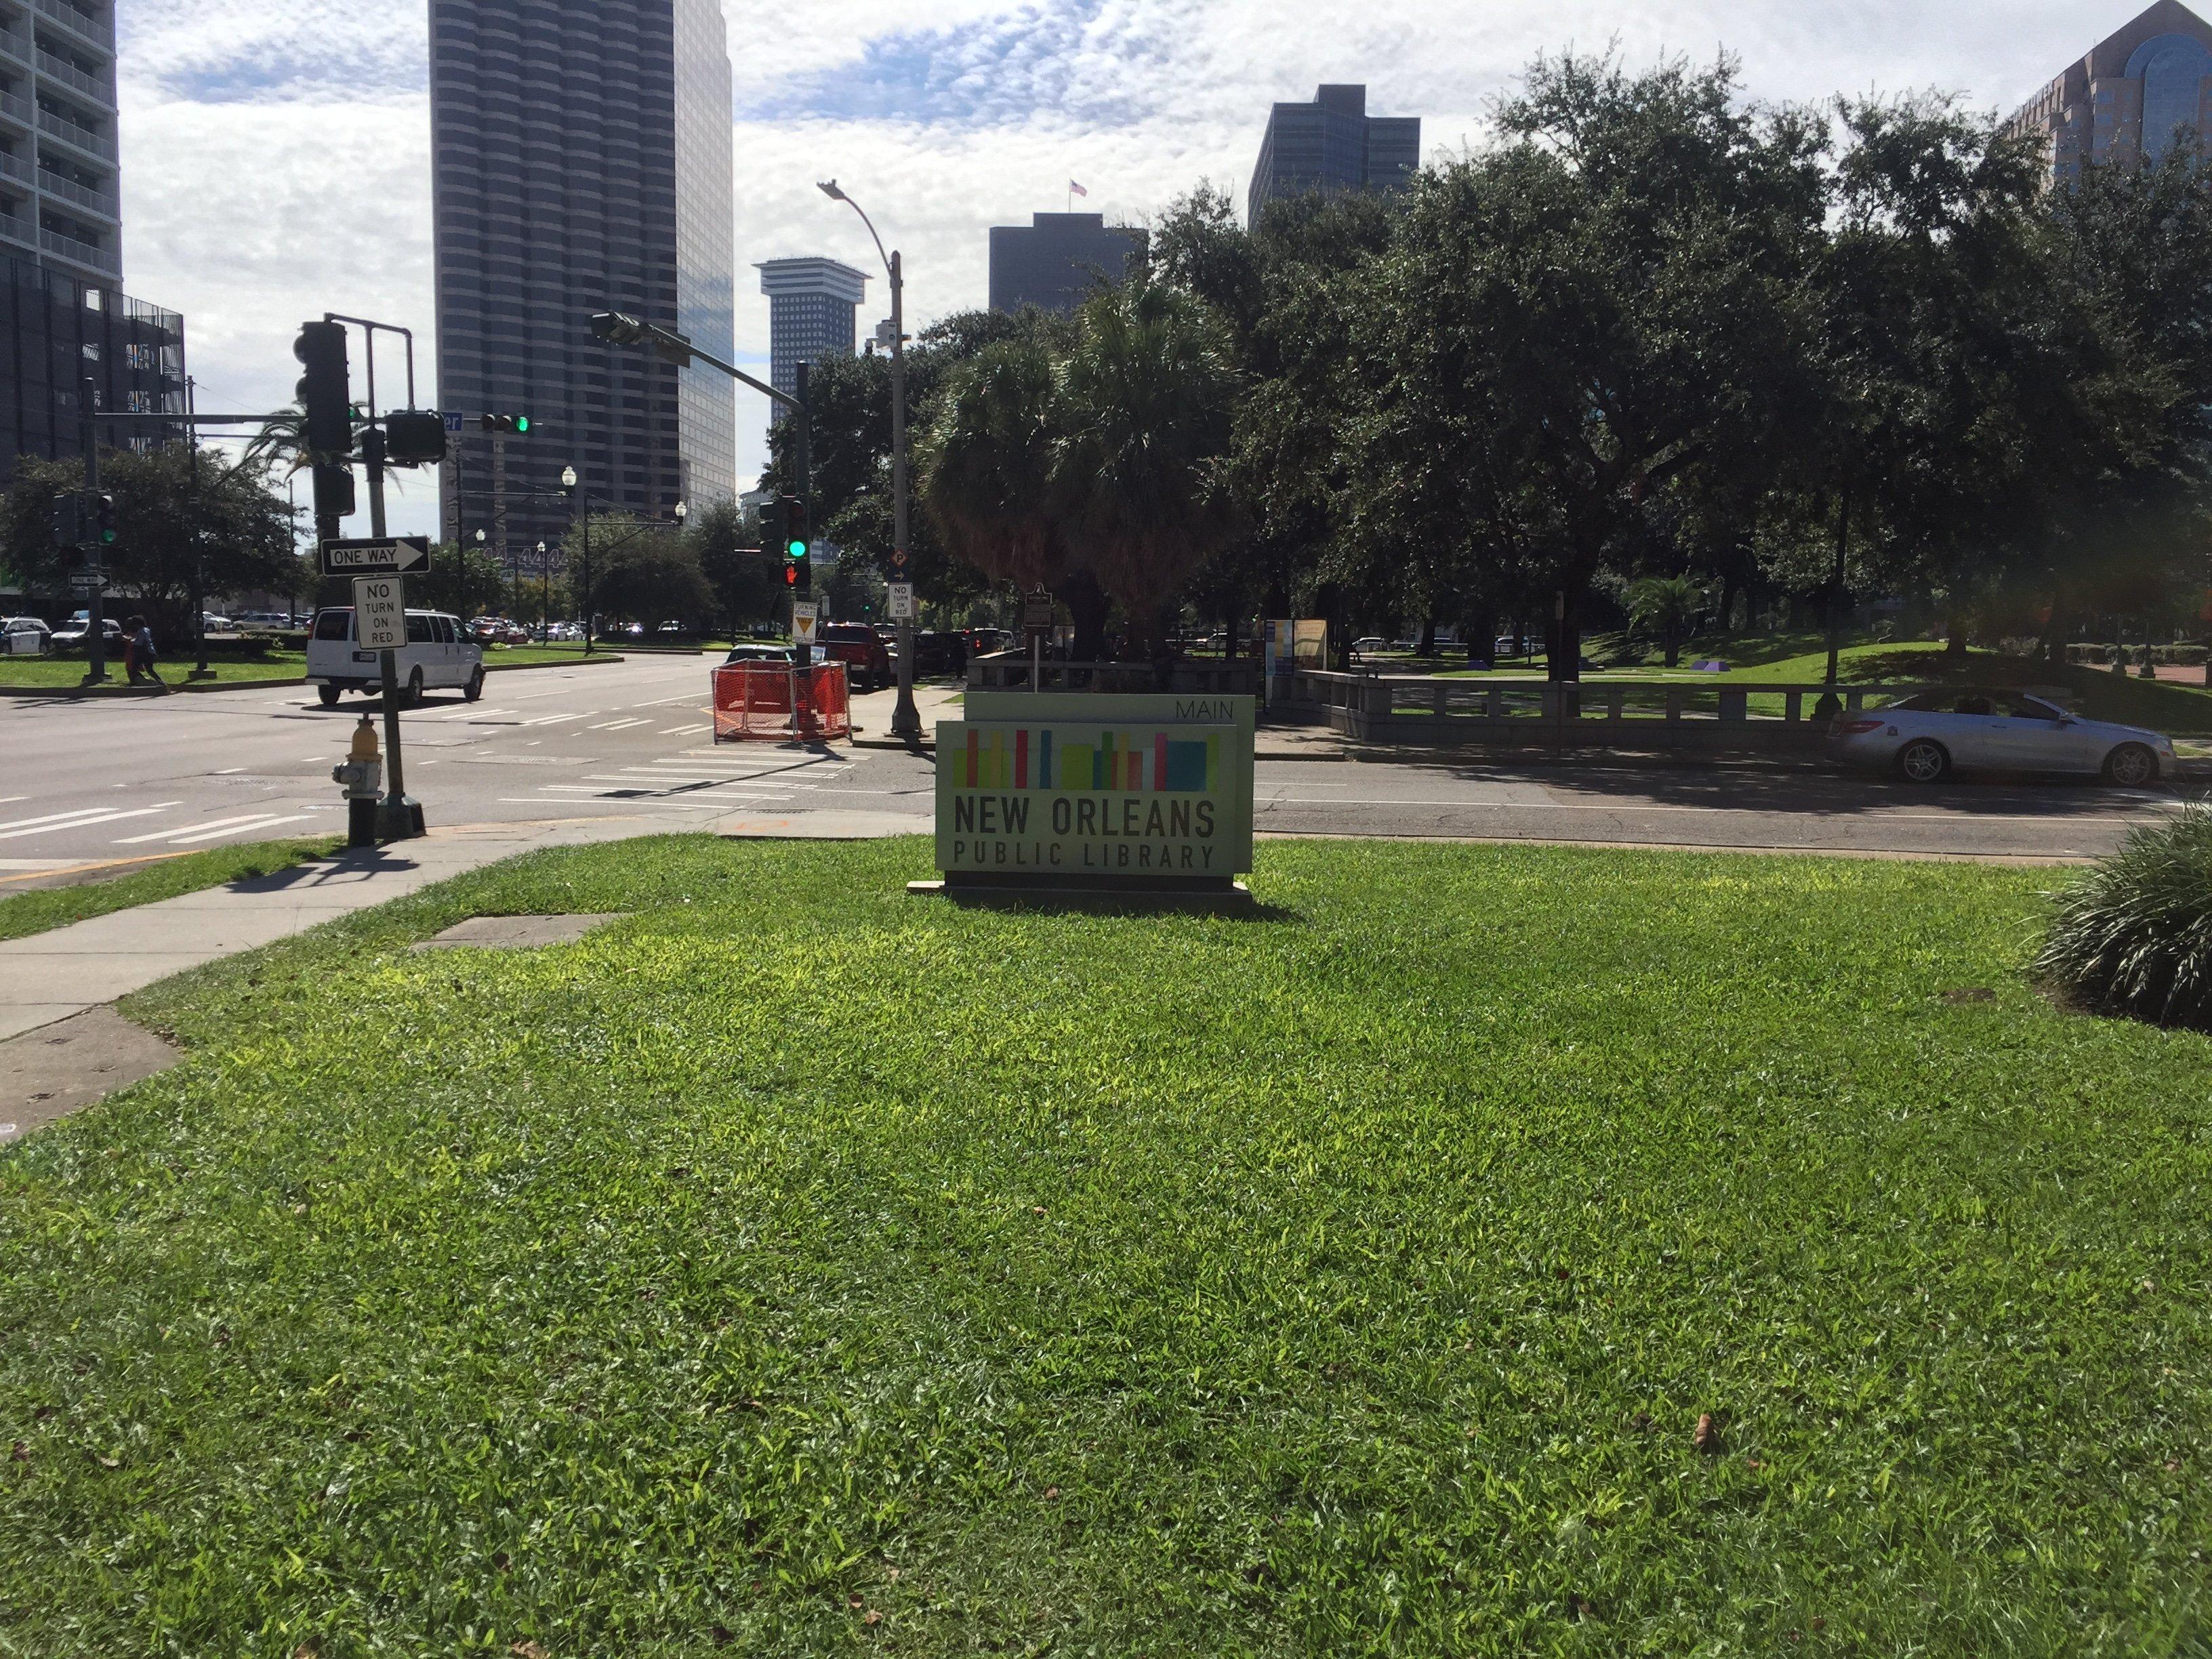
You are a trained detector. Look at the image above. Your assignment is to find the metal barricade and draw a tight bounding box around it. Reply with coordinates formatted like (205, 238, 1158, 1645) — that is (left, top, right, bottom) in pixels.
(711, 661, 851, 743)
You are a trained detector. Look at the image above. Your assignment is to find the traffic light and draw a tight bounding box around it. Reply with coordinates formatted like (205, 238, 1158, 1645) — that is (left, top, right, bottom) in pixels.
(311, 462, 355, 525)
(292, 321, 352, 457)
(781, 493, 810, 595)
(48, 492, 81, 552)
(92, 493, 115, 548)
(479, 413, 532, 434)
(590, 311, 645, 345)
(384, 410, 447, 466)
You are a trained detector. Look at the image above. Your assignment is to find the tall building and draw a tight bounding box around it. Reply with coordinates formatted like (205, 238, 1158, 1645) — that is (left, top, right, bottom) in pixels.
(430, 0, 736, 554)
(756, 258, 867, 425)
(0, 0, 188, 485)
(1247, 84, 1420, 227)
(2009, 1, 2212, 182)
(987, 213, 1147, 315)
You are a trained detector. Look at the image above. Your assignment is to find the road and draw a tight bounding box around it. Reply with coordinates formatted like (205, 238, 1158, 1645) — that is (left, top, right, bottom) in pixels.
(0, 652, 2188, 882)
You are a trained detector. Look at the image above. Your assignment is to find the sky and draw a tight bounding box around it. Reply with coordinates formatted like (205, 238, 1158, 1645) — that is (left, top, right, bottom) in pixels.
(112, 0, 2131, 540)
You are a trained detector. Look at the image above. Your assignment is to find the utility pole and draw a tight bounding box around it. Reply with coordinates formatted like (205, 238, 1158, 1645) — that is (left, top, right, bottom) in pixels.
(78, 375, 106, 685)
(187, 375, 210, 680)
(887, 249, 919, 740)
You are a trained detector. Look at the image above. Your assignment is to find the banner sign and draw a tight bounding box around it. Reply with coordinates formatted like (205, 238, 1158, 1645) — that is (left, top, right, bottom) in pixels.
(933, 692, 1255, 888)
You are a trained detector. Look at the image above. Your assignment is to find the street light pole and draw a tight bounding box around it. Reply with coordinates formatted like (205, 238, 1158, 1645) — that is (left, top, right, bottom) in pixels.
(819, 179, 920, 741)
(563, 466, 591, 655)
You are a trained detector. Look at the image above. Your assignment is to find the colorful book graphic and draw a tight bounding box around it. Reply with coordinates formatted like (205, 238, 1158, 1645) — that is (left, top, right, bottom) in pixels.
(961, 728, 1219, 793)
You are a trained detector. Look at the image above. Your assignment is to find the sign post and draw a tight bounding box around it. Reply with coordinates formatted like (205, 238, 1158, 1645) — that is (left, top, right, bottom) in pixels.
(914, 691, 1256, 905)
(325, 538, 425, 840)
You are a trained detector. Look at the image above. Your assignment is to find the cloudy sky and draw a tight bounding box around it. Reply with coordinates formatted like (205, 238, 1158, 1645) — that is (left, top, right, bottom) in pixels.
(115, 0, 2123, 537)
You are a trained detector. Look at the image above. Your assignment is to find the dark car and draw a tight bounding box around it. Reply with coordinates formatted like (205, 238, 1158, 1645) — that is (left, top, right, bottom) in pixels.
(967, 627, 1014, 657)
(907, 630, 968, 677)
(817, 623, 893, 691)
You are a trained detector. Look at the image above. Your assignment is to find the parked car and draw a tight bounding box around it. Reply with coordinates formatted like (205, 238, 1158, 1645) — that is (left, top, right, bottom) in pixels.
(817, 623, 893, 691)
(1, 615, 51, 656)
(306, 607, 485, 706)
(907, 630, 968, 677)
(967, 627, 1013, 657)
(50, 613, 122, 649)
(200, 611, 232, 633)
(723, 642, 791, 665)
(1830, 689, 2176, 786)
(1351, 636, 1389, 657)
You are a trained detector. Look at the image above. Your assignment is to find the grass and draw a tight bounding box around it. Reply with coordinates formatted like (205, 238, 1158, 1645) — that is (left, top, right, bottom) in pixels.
(5, 836, 2212, 1654)
(0, 836, 345, 943)
(0, 644, 619, 690)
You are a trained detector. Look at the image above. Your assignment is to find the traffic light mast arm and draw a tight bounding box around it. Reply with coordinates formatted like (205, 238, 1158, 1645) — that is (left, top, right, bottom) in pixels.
(323, 312, 415, 422)
(589, 312, 801, 417)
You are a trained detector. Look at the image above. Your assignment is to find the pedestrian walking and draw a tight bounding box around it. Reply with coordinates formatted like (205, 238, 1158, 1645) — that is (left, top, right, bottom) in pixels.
(124, 615, 168, 692)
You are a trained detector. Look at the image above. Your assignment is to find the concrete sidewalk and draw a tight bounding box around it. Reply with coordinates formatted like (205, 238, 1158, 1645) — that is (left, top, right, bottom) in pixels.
(0, 813, 669, 1043)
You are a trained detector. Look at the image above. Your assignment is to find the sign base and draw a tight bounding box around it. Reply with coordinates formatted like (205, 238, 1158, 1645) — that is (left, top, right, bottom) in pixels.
(908, 874, 1253, 910)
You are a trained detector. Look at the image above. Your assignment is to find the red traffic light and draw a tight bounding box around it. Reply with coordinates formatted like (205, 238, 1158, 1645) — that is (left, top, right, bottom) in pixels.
(783, 564, 798, 588)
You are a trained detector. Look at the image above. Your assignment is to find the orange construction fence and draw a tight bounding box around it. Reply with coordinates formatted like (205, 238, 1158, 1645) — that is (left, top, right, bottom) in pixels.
(712, 661, 851, 743)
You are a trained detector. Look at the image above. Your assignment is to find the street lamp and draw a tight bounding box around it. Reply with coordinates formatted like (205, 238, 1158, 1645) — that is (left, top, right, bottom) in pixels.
(562, 466, 592, 655)
(535, 540, 548, 629)
(819, 178, 919, 742)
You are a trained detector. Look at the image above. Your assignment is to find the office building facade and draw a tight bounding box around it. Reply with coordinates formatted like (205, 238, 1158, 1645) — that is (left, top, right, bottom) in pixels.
(0, 251, 182, 472)
(430, 0, 736, 554)
(2009, 1, 2212, 182)
(987, 212, 1147, 315)
(1247, 84, 1420, 226)
(756, 257, 867, 425)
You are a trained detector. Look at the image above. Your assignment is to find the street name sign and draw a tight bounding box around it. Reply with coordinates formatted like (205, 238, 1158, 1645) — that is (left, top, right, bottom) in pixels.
(354, 575, 404, 651)
(321, 535, 430, 578)
(887, 581, 916, 621)
(922, 691, 1256, 901)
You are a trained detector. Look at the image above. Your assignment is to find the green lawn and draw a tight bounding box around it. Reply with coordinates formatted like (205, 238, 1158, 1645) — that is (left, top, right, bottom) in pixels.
(0, 644, 618, 690)
(5, 837, 2211, 1654)
(0, 836, 345, 943)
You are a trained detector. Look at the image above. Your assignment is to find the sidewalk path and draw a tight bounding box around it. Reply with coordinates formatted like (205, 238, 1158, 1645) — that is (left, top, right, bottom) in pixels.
(0, 813, 669, 1042)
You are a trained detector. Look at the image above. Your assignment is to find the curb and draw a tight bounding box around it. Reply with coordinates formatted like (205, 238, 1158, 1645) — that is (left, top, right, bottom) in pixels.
(0, 652, 628, 699)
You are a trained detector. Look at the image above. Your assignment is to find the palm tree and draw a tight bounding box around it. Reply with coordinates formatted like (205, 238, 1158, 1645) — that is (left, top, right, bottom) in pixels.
(1624, 574, 1705, 668)
(914, 340, 1064, 590)
(1050, 279, 1240, 658)
(240, 405, 311, 480)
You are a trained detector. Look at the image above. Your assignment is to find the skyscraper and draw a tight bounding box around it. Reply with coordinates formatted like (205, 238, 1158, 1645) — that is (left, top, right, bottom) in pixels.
(987, 213, 1147, 315)
(1247, 84, 1420, 227)
(0, 0, 187, 488)
(430, 0, 735, 552)
(2009, 1, 2212, 183)
(756, 258, 867, 426)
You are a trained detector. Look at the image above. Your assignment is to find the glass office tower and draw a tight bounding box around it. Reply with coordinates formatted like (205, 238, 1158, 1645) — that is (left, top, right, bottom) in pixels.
(1247, 84, 1420, 227)
(430, 0, 735, 554)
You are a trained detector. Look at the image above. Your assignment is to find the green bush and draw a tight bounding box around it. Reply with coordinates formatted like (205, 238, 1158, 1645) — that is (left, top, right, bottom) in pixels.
(2039, 802, 2212, 1030)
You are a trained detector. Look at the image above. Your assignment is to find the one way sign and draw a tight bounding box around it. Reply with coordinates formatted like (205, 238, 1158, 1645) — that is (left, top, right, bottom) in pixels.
(320, 535, 432, 578)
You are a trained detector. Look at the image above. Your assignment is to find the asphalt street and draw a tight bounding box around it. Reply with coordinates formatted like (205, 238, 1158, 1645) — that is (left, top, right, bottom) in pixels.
(0, 651, 2190, 882)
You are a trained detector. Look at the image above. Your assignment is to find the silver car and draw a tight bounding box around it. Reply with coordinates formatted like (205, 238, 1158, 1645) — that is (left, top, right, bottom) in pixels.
(1830, 689, 2175, 786)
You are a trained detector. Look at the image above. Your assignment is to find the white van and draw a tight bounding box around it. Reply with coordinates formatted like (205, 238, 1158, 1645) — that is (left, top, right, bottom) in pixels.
(306, 607, 485, 707)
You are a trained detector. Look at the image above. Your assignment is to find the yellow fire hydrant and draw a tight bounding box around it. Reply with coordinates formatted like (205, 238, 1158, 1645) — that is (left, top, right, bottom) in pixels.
(331, 715, 383, 846)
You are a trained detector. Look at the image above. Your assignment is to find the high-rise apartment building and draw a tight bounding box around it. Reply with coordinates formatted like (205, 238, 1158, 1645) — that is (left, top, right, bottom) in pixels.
(756, 258, 867, 426)
(1247, 84, 1420, 227)
(0, 0, 188, 487)
(987, 213, 1147, 315)
(2009, 1, 2212, 182)
(430, 0, 736, 553)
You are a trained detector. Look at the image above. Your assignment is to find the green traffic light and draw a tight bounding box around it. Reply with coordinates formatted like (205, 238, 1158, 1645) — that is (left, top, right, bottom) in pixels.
(514, 415, 531, 433)
(788, 540, 808, 559)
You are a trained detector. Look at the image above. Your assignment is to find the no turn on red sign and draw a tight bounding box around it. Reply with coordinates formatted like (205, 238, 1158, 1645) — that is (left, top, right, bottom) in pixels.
(354, 575, 404, 652)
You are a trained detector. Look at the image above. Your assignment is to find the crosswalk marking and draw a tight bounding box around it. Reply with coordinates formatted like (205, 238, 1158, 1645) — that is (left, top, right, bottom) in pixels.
(113, 811, 291, 845)
(588, 716, 651, 731)
(660, 723, 709, 735)
(0, 802, 184, 840)
(167, 814, 316, 846)
(428, 706, 514, 722)
(520, 711, 589, 726)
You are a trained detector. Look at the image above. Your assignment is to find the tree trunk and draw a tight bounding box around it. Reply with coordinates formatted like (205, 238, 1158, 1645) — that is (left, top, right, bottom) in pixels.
(1664, 628, 1680, 669)
(1225, 607, 1242, 661)
(1946, 610, 1969, 657)
(1418, 617, 1437, 658)
(1469, 602, 1498, 664)
(1064, 569, 1109, 662)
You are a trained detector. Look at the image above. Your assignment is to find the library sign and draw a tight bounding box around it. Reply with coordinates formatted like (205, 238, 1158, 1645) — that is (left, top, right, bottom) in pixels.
(926, 691, 1256, 896)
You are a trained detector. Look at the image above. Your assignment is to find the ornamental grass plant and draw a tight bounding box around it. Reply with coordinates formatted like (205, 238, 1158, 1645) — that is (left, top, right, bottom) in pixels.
(2039, 800, 2212, 1030)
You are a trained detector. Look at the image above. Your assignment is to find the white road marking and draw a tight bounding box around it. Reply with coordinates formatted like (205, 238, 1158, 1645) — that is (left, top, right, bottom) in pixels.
(216, 767, 245, 775)
(113, 811, 290, 844)
(632, 693, 703, 708)
(0, 804, 183, 841)
(0, 802, 183, 835)
(520, 711, 589, 726)
(429, 707, 514, 722)
(660, 723, 709, 735)
(590, 717, 651, 731)
(166, 814, 315, 846)
(0, 797, 24, 806)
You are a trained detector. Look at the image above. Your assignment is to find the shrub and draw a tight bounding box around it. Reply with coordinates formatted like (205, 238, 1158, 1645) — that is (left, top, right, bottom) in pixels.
(2039, 803, 2212, 1031)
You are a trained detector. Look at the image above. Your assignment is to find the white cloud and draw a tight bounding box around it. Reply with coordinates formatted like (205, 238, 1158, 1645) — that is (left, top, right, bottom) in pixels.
(114, 0, 2121, 538)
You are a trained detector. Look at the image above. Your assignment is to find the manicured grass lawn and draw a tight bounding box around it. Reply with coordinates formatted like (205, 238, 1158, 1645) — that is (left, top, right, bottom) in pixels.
(5, 837, 2211, 1654)
(0, 836, 345, 943)
(0, 653, 310, 689)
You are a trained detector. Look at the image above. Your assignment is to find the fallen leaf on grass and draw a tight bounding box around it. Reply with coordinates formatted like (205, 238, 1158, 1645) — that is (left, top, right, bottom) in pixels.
(9, 1441, 26, 1462)
(1044, 1486, 1060, 1500)
(510, 1643, 549, 1659)
(94, 1453, 119, 1469)
(1694, 1414, 1721, 1455)
(863, 1610, 882, 1626)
